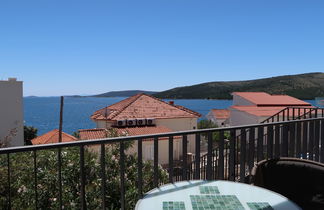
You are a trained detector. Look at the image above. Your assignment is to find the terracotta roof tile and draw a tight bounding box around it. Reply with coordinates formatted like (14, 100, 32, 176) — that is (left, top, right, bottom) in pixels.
(230, 106, 312, 117)
(210, 109, 230, 119)
(91, 93, 201, 121)
(232, 92, 311, 107)
(32, 129, 77, 145)
(79, 126, 180, 141)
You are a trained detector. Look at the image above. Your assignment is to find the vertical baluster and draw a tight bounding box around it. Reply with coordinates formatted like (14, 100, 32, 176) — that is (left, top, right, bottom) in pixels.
(302, 121, 308, 159)
(274, 125, 280, 158)
(229, 129, 235, 181)
(120, 142, 125, 210)
(320, 120, 324, 163)
(248, 128, 255, 171)
(309, 121, 314, 160)
(257, 126, 264, 162)
(292, 108, 295, 120)
(315, 109, 318, 118)
(304, 108, 307, 119)
(154, 137, 159, 186)
(240, 128, 246, 183)
(298, 108, 301, 119)
(283, 109, 286, 121)
(314, 120, 320, 161)
(289, 122, 296, 157)
(206, 132, 213, 180)
(100, 144, 106, 209)
(80, 146, 86, 210)
(33, 151, 38, 210)
(57, 148, 63, 210)
(137, 139, 143, 198)
(267, 125, 274, 159)
(287, 108, 290, 121)
(282, 124, 289, 156)
(182, 135, 187, 181)
(296, 122, 301, 158)
(7, 154, 11, 209)
(218, 131, 224, 179)
(277, 111, 280, 122)
(169, 136, 174, 182)
(194, 134, 200, 180)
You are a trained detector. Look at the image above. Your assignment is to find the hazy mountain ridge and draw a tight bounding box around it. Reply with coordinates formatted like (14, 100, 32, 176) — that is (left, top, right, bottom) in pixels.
(90, 90, 158, 97)
(153, 72, 324, 99)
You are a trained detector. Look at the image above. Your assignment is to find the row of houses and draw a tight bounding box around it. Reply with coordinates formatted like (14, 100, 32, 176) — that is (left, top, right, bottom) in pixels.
(31, 92, 313, 164)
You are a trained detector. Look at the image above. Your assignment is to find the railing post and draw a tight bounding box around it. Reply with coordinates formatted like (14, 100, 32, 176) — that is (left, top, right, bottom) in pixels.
(289, 122, 296, 157)
(80, 145, 86, 210)
(296, 122, 301, 158)
(314, 120, 320, 161)
(248, 128, 255, 171)
(194, 134, 200, 180)
(267, 125, 273, 159)
(302, 121, 308, 159)
(33, 151, 38, 210)
(320, 119, 324, 163)
(218, 131, 224, 179)
(309, 121, 314, 160)
(282, 124, 289, 157)
(229, 129, 235, 181)
(137, 139, 143, 198)
(7, 154, 11, 209)
(240, 129, 246, 183)
(257, 126, 264, 162)
(100, 144, 106, 210)
(120, 142, 125, 210)
(169, 136, 174, 183)
(154, 137, 159, 187)
(206, 132, 213, 180)
(274, 125, 280, 158)
(57, 148, 63, 210)
(182, 135, 188, 181)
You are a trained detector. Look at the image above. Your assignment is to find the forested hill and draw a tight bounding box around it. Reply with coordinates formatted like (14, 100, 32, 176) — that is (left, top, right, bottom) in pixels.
(91, 90, 158, 97)
(153, 72, 324, 100)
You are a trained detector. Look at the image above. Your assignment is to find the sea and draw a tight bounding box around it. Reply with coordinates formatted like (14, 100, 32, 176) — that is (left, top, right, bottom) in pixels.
(23, 97, 318, 135)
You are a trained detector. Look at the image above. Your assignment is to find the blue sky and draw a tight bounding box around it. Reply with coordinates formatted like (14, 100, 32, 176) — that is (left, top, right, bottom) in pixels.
(1, 0, 324, 96)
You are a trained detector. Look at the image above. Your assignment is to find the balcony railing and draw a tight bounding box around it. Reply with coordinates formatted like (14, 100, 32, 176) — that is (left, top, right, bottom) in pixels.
(1, 117, 324, 209)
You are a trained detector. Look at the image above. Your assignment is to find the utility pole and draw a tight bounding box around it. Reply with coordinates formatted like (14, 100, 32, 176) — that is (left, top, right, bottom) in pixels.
(58, 96, 64, 142)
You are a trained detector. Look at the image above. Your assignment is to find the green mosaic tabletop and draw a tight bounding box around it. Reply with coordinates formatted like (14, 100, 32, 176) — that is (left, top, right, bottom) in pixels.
(247, 202, 274, 210)
(163, 201, 186, 210)
(190, 195, 245, 210)
(199, 186, 220, 194)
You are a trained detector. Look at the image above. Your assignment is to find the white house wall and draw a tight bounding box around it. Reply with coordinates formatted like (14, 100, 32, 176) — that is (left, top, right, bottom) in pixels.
(0, 79, 24, 147)
(229, 109, 259, 126)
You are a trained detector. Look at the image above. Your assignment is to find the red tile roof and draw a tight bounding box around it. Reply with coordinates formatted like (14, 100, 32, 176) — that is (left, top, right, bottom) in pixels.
(79, 126, 180, 141)
(230, 106, 312, 117)
(210, 109, 230, 119)
(232, 92, 311, 107)
(91, 93, 201, 121)
(32, 129, 77, 145)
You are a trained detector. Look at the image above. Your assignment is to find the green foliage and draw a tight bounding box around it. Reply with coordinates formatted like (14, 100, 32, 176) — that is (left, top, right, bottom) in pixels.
(24, 126, 38, 145)
(0, 143, 168, 209)
(154, 72, 324, 99)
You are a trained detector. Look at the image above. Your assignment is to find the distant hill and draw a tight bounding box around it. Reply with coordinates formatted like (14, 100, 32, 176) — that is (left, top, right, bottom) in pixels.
(91, 90, 158, 97)
(154, 72, 324, 100)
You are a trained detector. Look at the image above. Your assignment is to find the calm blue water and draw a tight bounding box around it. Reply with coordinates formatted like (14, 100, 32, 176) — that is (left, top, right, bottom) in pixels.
(24, 97, 233, 135)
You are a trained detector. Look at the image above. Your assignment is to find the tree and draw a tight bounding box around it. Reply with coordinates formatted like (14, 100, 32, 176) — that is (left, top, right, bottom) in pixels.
(24, 126, 38, 145)
(197, 120, 230, 144)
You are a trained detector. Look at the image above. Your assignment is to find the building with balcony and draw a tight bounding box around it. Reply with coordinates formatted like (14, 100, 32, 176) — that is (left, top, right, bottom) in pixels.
(0, 78, 24, 147)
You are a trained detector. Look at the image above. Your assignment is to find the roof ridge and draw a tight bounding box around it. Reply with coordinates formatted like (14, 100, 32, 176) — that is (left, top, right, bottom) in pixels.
(44, 129, 60, 144)
(109, 93, 144, 119)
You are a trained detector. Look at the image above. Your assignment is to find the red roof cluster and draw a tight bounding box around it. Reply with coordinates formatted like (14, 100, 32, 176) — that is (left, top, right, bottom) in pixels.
(32, 129, 77, 145)
(232, 92, 311, 107)
(91, 93, 201, 121)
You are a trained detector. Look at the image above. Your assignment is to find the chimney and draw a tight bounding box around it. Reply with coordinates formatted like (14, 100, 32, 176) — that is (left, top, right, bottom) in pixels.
(169, 101, 174, 105)
(8, 78, 17, 82)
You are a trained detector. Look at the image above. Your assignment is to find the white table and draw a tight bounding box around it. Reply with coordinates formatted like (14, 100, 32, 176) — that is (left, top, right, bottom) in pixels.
(135, 180, 301, 210)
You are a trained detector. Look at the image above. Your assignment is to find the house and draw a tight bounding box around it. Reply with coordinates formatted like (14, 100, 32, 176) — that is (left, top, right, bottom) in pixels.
(206, 109, 230, 127)
(229, 92, 312, 126)
(32, 129, 77, 145)
(87, 93, 201, 164)
(0, 78, 24, 147)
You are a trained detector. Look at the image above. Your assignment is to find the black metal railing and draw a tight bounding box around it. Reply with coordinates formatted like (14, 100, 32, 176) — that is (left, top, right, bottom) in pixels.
(1, 117, 324, 209)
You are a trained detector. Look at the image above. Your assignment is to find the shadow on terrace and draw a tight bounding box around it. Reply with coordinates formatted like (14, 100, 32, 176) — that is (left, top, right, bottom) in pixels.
(1, 115, 324, 209)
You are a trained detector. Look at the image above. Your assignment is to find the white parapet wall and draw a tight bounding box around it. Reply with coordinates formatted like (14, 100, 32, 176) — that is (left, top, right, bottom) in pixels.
(0, 78, 24, 147)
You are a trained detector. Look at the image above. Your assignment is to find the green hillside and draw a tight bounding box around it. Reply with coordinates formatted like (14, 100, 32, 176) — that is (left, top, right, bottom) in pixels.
(154, 72, 324, 100)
